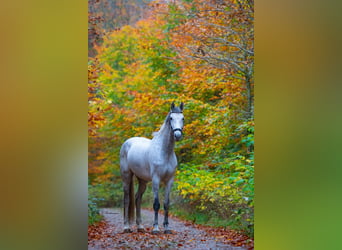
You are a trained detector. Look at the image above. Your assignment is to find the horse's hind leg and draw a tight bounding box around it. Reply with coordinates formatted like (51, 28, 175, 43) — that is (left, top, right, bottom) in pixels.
(122, 171, 133, 233)
(135, 178, 147, 232)
(163, 177, 174, 234)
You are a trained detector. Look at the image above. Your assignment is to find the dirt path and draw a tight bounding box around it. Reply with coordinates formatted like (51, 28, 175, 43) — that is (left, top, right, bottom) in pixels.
(88, 208, 252, 249)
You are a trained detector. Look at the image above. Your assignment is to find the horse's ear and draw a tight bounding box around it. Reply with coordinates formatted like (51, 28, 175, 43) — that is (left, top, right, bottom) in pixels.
(179, 102, 184, 111)
(170, 102, 175, 111)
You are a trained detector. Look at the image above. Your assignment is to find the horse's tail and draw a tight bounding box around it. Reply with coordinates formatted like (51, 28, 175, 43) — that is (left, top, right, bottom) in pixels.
(128, 174, 135, 225)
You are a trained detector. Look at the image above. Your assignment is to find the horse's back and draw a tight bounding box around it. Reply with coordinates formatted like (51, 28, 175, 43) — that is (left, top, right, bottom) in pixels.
(120, 137, 152, 181)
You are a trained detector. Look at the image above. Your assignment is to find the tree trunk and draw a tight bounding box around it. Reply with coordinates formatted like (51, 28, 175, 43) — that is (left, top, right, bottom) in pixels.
(245, 74, 253, 119)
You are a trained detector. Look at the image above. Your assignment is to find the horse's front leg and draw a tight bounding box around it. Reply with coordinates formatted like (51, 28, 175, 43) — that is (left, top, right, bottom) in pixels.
(152, 176, 160, 234)
(163, 177, 174, 234)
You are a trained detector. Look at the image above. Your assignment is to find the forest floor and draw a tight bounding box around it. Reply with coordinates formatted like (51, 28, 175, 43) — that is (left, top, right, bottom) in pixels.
(88, 208, 254, 249)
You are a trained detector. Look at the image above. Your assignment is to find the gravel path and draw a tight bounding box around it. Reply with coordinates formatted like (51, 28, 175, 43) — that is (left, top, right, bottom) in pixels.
(88, 208, 249, 250)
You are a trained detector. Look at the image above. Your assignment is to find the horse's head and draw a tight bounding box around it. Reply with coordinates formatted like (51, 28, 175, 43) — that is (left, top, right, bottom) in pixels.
(169, 102, 184, 141)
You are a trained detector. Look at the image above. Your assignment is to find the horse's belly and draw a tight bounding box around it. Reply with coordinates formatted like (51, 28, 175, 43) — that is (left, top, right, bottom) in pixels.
(127, 143, 152, 181)
(129, 163, 152, 181)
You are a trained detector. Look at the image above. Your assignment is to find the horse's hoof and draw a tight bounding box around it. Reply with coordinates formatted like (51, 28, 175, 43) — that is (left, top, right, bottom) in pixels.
(137, 228, 145, 233)
(123, 228, 132, 233)
(152, 230, 160, 235)
(164, 229, 173, 234)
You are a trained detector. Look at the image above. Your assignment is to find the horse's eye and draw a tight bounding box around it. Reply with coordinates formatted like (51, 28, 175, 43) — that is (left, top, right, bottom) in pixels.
(170, 117, 173, 120)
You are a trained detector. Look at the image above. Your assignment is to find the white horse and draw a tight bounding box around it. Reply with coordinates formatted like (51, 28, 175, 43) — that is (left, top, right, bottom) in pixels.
(120, 102, 184, 234)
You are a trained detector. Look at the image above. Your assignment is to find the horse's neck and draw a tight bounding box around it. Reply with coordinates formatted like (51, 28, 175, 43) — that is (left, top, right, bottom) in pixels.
(152, 124, 174, 155)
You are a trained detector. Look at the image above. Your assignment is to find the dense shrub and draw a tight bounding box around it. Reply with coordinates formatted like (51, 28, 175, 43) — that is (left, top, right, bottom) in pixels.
(89, 182, 123, 208)
(175, 155, 254, 236)
(88, 189, 103, 225)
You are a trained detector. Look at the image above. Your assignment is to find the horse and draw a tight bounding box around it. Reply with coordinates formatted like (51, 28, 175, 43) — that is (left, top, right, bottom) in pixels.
(120, 102, 184, 234)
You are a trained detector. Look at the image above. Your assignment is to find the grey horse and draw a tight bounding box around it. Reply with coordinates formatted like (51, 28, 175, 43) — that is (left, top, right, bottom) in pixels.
(120, 102, 184, 234)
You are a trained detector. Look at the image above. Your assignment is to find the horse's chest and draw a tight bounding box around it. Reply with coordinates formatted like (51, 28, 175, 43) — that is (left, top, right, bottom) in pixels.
(150, 158, 176, 177)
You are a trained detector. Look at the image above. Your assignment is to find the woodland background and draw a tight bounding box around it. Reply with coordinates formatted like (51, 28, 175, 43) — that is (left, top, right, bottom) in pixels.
(88, 0, 254, 236)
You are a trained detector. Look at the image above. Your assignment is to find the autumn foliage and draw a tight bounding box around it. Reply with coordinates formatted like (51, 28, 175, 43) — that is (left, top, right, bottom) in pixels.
(89, 0, 254, 236)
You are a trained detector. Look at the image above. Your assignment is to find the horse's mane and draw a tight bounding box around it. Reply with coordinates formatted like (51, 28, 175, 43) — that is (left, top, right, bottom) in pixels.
(152, 112, 171, 138)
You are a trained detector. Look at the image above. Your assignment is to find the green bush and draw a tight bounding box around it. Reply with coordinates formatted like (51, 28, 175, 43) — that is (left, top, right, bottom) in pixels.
(88, 182, 122, 225)
(174, 156, 254, 236)
(88, 195, 102, 225)
(89, 182, 123, 208)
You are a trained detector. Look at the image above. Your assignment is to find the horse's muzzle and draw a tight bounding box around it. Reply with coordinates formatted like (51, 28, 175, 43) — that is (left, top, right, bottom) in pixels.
(173, 128, 183, 141)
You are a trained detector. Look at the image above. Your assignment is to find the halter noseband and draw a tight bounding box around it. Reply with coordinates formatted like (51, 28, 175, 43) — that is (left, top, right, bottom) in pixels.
(172, 127, 183, 133)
